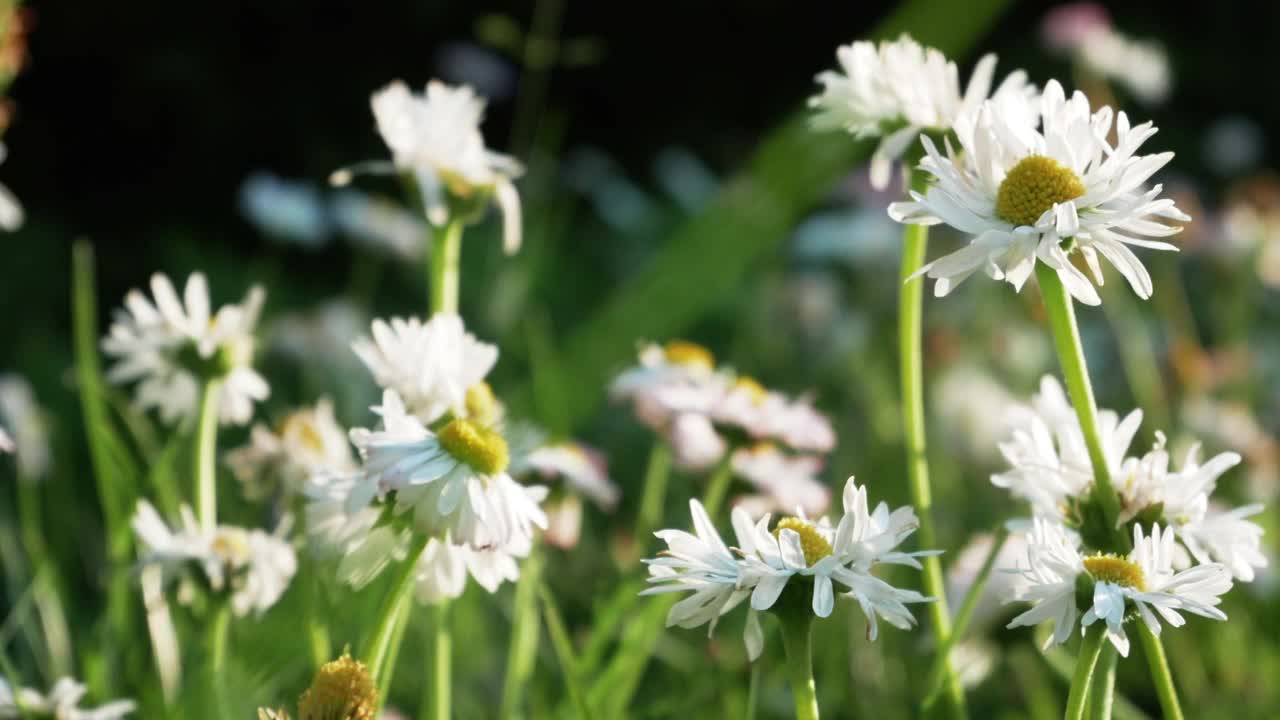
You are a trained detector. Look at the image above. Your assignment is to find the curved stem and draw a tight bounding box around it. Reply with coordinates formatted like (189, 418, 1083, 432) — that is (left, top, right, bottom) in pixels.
(1064, 625, 1106, 720)
(207, 603, 232, 719)
(501, 548, 543, 719)
(429, 220, 465, 316)
(364, 534, 430, 683)
(1034, 264, 1126, 551)
(193, 379, 222, 534)
(1137, 623, 1183, 720)
(632, 441, 673, 554)
(427, 600, 453, 720)
(1088, 643, 1118, 720)
(899, 169, 965, 719)
(699, 450, 736, 519)
(778, 611, 819, 720)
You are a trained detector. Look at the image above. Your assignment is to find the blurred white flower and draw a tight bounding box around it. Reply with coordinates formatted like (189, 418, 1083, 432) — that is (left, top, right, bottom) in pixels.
(0, 143, 24, 232)
(131, 500, 297, 617)
(0, 677, 135, 719)
(667, 412, 727, 472)
(890, 80, 1188, 305)
(1078, 29, 1171, 105)
(730, 443, 831, 517)
(352, 314, 498, 424)
(809, 34, 1035, 189)
(331, 189, 428, 261)
(238, 172, 329, 247)
(414, 530, 530, 604)
(709, 376, 836, 454)
(934, 364, 1018, 465)
(611, 340, 720, 429)
(0, 375, 50, 480)
(526, 441, 619, 510)
(226, 398, 356, 502)
(102, 272, 269, 426)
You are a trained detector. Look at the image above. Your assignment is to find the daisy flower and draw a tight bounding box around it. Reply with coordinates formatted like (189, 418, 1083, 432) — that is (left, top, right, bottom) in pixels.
(414, 530, 531, 605)
(351, 313, 498, 424)
(333, 79, 524, 254)
(0, 374, 48, 479)
(131, 500, 298, 617)
(809, 34, 1035, 189)
(610, 340, 721, 430)
(1008, 519, 1232, 656)
(709, 376, 836, 454)
(890, 80, 1189, 304)
(226, 397, 356, 501)
(0, 677, 135, 720)
(102, 272, 269, 426)
(524, 441, 618, 549)
(0, 143, 23, 231)
(729, 443, 831, 518)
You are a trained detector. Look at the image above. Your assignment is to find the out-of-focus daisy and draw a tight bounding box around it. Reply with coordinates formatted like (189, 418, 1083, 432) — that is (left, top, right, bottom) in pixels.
(1041, 5, 1170, 105)
(809, 34, 1035, 189)
(102, 273, 269, 426)
(1008, 519, 1232, 656)
(525, 441, 618, 549)
(730, 443, 831, 518)
(0, 677, 135, 719)
(331, 189, 428, 261)
(352, 314, 498, 424)
(333, 79, 524, 254)
(890, 80, 1188, 305)
(709, 376, 837, 454)
(238, 172, 329, 248)
(0, 375, 49, 480)
(0, 143, 23, 231)
(226, 398, 356, 501)
(131, 500, 297, 617)
(667, 412, 727, 472)
(610, 340, 720, 429)
(415, 530, 530, 604)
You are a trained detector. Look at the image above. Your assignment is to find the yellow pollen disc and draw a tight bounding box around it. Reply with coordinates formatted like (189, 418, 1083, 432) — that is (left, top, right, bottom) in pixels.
(772, 517, 833, 566)
(734, 376, 769, 405)
(438, 418, 509, 475)
(663, 340, 715, 370)
(464, 381, 503, 426)
(995, 155, 1086, 227)
(297, 652, 378, 720)
(211, 530, 251, 565)
(748, 440, 776, 455)
(283, 414, 325, 453)
(1083, 554, 1146, 591)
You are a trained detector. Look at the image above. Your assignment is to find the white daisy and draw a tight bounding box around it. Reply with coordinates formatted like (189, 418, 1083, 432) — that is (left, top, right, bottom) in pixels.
(809, 34, 1035, 189)
(351, 313, 498, 424)
(610, 340, 721, 430)
(0, 143, 24, 232)
(0, 375, 49, 479)
(414, 530, 530, 605)
(525, 441, 619, 510)
(729, 443, 831, 517)
(226, 397, 356, 501)
(333, 80, 524, 254)
(348, 390, 547, 550)
(890, 80, 1189, 305)
(667, 412, 727, 472)
(1006, 518, 1087, 647)
(0, 677, 135, 720)
(102, 272, 269, 426)
(710, 376, 837, 454)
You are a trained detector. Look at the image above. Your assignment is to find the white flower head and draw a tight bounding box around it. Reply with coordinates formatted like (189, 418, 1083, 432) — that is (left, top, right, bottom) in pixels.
(525, 441, 620, 510)
(730, 443, 831, 518)
(710, 376, 837, 454)
(334, 79, 524, 254)
(226, 397, 356, 501)
(414, 530, 531, 605)
(0, 143, 24, 232)
(352, 314, 499, 425)
(0, 375, 50, 480)
(0, 677, 136, 719)
(891, 80, 1189, 305)
(810, 34, 1036, 189)
(610, 340, 721, 429)
(102, 272, 269, 426)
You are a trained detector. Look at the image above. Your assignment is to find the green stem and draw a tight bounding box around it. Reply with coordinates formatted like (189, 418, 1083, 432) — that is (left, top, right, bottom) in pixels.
(378, 593, 411, 710)
(746, 662, 760, 720)
(540, 582, 593, 720)
(778, 612, 820, 720)
(1064, 626, 1106, 720)
(501, 549, 544, 719)
(632, 441, 672, 554)
(1089, 644, 1118, 720)
(422, 600, 452, 720)
(1137, 623, 1183, 720)
(699, 450, 735, 519)
(207, 603, 231, 719)
(899, 168, 965, 719)
(429, 220, 465, 315)
(364, 534, 430, 683)
(193, 379, 222, 533)
(1034, 264, 1127, 551)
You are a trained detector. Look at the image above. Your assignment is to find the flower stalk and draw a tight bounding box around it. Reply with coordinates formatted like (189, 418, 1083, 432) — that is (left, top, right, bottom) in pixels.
(1064, 624, 1106, 720)
(632, 441, 673, 554)
(429, 219, 465, 316)
(194, 379, 222, 533)
(207, 602, 232, 719)
(428, 601, 453, 720)
(1088, 643, 1118, 720)
(699, 449, 736, 518)
(1137, 622, 1184, 720)
(363, 534, 430, 684)
(778, 609, 819, 720)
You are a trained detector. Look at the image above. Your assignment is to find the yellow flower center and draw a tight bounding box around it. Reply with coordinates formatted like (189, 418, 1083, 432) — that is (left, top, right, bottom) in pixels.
(282, 413, 326, 453)
(995, 155, 1086, 227)
(464, 381, 503, 426)
(772, 517, 833, 566)
(298, 652, 378, 720)
(1083, 554, 1146, 591)
(734, 376, 769, 405)
(663, 340, 715, 370)
(211, 529, 251, 566)
(438, 418, 509, 475)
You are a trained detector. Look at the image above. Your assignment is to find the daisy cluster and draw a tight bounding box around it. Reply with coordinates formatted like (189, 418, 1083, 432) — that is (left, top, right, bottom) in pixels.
(642, 477, 937, 659)
(0, 677, 135, 720)
(611, 339, 835, 516)
(996, 376, 1265, 655)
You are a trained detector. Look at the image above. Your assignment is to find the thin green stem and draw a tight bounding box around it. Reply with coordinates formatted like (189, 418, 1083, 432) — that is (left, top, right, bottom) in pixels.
(378, 594, 412, 709)
(1089, 644, 1118, 720)
(364, 534, 430, 683)
(699, 450, 735, 519)
(778, 612, 820, 720)
(632, 441, 672, 554)
(426, 599, 452, 720)
(1065, 626, 1106, 720)
(429, 220, 465, 315)
(1034, 264, 1126, 551)
(746, 662, 760, 720)
(899, 168, 964, 719)
(1137, 623, 1183, 720)
(207, 603, 232, 719)
(540, 582, 593, 720)
(501, 549, 544, 719)
(193, 379, 222, 534)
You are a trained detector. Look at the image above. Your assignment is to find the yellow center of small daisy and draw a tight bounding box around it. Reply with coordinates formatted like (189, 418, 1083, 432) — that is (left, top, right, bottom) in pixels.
(995, 155, 1086, 227)
(663, 340, 715, 370)
(297, 652, 378, 720)
(464, 381, 503, 426)
(734, 376, 769, 405)
(283, 414, 325, 453)
(438, 418, 509, 475)
(772, 517, 833, 566)
(211, 529, 251, 565)
(1083, 554, 1146, 591)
